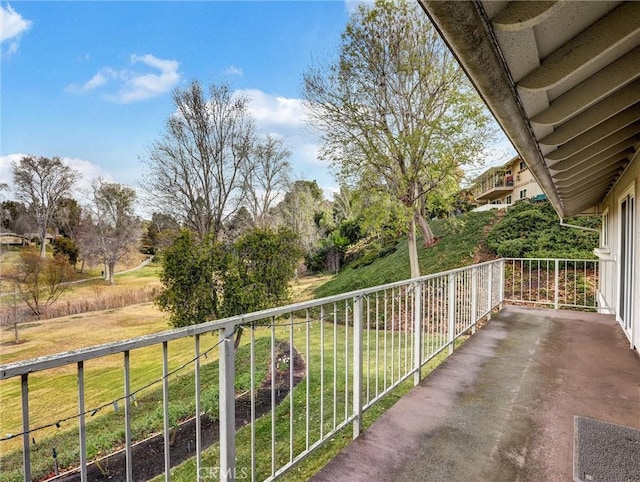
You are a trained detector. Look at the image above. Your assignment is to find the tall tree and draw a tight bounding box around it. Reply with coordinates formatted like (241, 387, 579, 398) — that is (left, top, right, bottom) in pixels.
(11, 156, 79, 257)
(53, 197, 82, 239)
(142, 81, 255, 240)
(146, 212, 180, 252)
(303, 0, 494, 277)
(80, 181, 141, 284)
(1, 200, 27, 231)
(244, 134, 292, 228)
(273, 180, 329, 253)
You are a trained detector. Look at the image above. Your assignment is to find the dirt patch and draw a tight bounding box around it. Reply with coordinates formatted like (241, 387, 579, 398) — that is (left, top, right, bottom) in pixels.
(472, 210, 504, 264)
(51, 341, 305, 482)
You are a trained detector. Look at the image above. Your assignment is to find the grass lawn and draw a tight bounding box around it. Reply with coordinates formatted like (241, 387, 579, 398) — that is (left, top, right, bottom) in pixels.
(1, 302, 468, 482)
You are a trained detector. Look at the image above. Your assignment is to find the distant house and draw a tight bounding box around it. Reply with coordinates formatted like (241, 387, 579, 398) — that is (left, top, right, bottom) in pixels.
(0, 232, 56, 248)
(471, 155, 545, 210)
(0, 232, 27, 246)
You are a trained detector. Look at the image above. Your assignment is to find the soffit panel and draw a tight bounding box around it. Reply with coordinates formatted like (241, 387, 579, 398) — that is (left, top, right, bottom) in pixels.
(532, 1, 622, 59)
(531, 47, 640, 126)
(421, 0, 640, 217)
(544, 106, 640, 162)
(552, 147, 635, 180)
(555, 162, 627, 189)
(539, 80, 640, 146)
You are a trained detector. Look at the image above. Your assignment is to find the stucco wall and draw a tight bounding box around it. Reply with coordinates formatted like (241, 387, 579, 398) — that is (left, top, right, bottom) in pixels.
(597, 152, 639, 351)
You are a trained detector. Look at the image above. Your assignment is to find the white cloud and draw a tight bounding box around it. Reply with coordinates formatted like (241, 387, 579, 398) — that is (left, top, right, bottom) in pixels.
(66, 54, 181, 103)
(0, 4, 31, 57)
(237, 89, 307, 128)
(234, 89, 336, 192)
(223, 65, 243, 76)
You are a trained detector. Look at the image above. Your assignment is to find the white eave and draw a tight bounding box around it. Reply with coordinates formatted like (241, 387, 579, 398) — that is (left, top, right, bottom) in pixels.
(419, 0, 640, 218)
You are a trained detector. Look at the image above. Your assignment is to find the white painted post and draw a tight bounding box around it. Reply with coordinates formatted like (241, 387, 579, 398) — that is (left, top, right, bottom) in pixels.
(413, 282, 423, 385)
(448, 273, 456, 354)
(77, 362, 87, 482)
(471, 268, 478, 335)
(21, 374, 30, 482)
(123, 352, 132, 482)
(353, 295, 363, 439)
(219, 326, 236, 481)
(487, 263, 493, 320)
(554, 259, 560, 309)
(498, 259, 505, 310)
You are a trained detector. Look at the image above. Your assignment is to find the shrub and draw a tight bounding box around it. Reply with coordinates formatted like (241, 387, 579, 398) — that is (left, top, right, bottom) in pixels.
(487, 200, 599, 259)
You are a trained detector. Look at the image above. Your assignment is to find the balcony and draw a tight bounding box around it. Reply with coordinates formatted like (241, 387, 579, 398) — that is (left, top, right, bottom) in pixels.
(473, 170, 514, 202)
(1, 259, 638, 482)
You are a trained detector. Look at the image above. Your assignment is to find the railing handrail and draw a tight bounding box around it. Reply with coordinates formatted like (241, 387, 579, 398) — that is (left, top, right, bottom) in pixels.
(2, 256, 601, 482)
(0, 258, 503, 380)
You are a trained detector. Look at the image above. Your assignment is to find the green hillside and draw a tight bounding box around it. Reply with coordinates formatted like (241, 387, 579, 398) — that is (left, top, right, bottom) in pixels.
(315, 200, 599, 298)
(315, 209, 498, 298)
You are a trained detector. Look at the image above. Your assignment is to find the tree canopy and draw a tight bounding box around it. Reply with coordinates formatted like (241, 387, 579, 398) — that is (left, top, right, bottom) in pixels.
(303, 0, 494, 277)
(11, 156, 79, 257)
(142, 81, 256, 240)
(79, 181, 141, 284)
(156, 227, 302, 329)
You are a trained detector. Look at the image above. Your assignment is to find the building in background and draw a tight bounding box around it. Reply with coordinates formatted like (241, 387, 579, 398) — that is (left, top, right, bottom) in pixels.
(471, 155, 545, 209)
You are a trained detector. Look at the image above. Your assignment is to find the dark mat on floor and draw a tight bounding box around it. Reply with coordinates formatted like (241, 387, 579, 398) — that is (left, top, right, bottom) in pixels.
(574, 416, 640, 482)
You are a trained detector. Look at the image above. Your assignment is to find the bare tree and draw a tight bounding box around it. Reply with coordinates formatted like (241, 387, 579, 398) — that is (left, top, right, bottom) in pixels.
(303, 0, 494, 277)
(142, 81, 255, 240)
(11, 156, 79, 257)
(80, 181, 141, 285)
(11, 246, 75, 318)
(244, 135, 292, 228)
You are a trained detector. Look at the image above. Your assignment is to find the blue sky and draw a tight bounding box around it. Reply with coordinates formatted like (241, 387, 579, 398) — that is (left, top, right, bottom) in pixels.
(1, 1, 514, 207)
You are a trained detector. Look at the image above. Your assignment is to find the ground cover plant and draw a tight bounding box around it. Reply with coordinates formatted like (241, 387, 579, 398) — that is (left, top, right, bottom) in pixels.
(486, 200, 599, 259)
(315, 210, 498, 297)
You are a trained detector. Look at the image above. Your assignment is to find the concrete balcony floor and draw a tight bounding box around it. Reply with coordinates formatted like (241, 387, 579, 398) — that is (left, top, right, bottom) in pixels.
(313, 306, 640, 481)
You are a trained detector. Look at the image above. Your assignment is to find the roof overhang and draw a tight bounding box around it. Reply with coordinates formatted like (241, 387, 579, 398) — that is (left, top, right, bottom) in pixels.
(419, 0, 640, 218)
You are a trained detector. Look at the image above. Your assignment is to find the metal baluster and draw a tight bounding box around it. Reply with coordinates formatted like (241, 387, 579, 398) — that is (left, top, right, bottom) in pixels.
(21, 373, 30, 482)
(124, 351, 133, 481)
(249, 327, 256, 482)
(77, 362, 87, 482)
(195, 336, 202, 481)
(162, 342, 170, 481)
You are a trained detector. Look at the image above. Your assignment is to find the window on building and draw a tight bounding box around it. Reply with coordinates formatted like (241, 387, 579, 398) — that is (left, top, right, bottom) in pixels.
(519, 189, 527, 199)
(505, 195, 512, 204)
(519, 160, 527, 171)
(601, 210, 609, 247)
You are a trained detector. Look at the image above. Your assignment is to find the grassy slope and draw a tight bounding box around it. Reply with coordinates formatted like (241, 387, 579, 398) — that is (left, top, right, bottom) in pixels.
(315, 210, 498, 298)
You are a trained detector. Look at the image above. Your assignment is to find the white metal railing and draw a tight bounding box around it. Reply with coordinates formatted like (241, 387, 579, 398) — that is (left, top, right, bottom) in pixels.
(503, 258, 600, 310)
(0, 258, 600, 482)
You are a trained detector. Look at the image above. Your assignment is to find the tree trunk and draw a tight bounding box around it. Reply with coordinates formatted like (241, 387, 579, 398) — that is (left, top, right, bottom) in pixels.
(108, 262, 116, 285)
(13, 322, 19, 344)
(39, 234, 47, 258)
(416, 212, 435, 247)
(407, 216, 421, 279)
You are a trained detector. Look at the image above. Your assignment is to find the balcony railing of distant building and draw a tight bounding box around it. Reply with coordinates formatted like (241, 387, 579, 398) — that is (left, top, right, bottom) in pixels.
(0, 258, 601, 482)
(473, 171, 515, 201)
